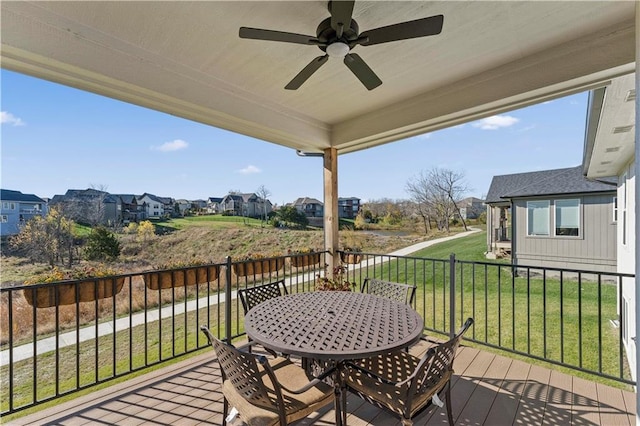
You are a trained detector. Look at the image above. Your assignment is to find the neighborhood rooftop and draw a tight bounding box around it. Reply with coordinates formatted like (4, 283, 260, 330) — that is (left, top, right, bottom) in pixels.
(485, 165, 616, 204)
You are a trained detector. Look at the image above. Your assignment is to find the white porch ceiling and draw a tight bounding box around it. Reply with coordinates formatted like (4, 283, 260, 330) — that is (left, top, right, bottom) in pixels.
(1, 1, 635, 154)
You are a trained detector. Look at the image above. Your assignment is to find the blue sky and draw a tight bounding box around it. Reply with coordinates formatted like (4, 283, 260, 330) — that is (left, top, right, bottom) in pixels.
(2, 69, 588, 206)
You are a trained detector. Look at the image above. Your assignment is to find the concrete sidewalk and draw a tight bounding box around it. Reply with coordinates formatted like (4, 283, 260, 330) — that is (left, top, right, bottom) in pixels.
(387, 227, 481, 257)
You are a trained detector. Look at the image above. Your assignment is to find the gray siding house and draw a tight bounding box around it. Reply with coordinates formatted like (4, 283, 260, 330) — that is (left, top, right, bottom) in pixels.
(292, 197, 324, 218)
(486, 166, 617, 272)
(0, 189, 48, 237)
(50, 188, 120, 226)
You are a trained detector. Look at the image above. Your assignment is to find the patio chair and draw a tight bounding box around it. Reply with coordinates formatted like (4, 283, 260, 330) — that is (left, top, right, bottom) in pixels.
(238, 280, 288, 355)
(344, 317, 474, 426)
(238, 279, 288, 314)
(361, 278, 417, 305)
(200, 325, 335, 426)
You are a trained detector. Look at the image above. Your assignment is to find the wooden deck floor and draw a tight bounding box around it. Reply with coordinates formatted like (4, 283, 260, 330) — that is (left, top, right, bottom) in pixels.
(9, 340, 636, 426)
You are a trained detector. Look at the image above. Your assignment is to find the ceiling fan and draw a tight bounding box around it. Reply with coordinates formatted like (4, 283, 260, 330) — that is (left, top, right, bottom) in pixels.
(239, 1, 443, 91)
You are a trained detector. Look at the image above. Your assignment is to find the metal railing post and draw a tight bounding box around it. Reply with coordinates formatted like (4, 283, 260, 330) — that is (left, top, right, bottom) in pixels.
(225, 256, 233, 344)
(450, 253, 456, 339)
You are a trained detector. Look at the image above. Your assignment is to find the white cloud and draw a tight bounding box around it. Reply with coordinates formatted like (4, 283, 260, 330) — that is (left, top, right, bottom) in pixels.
(238, 165, 261, 174)
(472, 115, 519, 130)
(1, 111, 25, 126)
(151, 139, 188, 152)
(415, 133, 431, 140)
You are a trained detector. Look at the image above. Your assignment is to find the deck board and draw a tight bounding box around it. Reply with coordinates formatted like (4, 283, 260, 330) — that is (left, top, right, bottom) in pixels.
(8, 344, 635, 426)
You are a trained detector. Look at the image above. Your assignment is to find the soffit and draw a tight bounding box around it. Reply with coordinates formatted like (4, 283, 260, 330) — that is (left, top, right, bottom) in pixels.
(1, 1, 635, 154)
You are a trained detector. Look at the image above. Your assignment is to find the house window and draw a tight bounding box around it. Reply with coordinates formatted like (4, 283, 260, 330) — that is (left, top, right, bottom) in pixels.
(0, 215, 7, 223)
(612, 196, 617, 222)
(527, 200, 549, 236)
(555, 199, 580, 236)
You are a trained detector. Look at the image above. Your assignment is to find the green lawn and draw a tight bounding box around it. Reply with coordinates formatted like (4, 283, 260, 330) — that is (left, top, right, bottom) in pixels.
(154, 215, 266, 230)
(356, 230, 629, 387)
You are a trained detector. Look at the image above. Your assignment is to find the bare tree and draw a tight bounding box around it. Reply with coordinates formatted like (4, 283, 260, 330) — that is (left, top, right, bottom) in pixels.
(61, 184, 110, 226)
(429, 168, 470, 231)
(406, 167, 470, 234)
(255, 185, 271, 224)
(405, 172, 433, 234)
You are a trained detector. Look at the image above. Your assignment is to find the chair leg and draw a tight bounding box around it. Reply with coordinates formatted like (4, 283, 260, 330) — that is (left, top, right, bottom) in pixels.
(445, 381, 454, 426)
(223, 397, 229, 426)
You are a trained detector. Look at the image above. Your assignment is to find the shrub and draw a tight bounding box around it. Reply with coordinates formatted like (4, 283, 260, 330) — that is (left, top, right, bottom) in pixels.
(84, 227, 121, 261)
(123, 222, 138, 234)
(24, 264, 121, 284)
(137, 220, 155, 243)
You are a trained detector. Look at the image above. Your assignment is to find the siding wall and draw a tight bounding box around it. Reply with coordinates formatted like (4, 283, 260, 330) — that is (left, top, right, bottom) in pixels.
(512, 193, 616, 272)
(618, 160, 636, 380)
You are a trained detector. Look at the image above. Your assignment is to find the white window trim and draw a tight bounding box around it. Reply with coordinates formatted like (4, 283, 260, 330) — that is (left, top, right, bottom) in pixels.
(553, 198, 581, 238)
(526, 200, 550, 237)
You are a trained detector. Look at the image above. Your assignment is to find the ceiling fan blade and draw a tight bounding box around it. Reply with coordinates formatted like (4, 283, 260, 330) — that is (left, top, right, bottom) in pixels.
(358, 14, 444, 46)
(330, 0, 355, 38)
(239, 27, 319, 45)
(285, 55, 329, 90)
(343, 53, 382, 90)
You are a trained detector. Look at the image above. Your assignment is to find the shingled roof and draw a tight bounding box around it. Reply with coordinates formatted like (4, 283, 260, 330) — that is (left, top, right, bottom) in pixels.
(0, 189, 46, 203)
(485, 166, 615, 204)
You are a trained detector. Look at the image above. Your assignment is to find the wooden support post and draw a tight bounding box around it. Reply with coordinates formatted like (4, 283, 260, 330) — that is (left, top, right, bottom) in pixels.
(324, 147, 339, 275)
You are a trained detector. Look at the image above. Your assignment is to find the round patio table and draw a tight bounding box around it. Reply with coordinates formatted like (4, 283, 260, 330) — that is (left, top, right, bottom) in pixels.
(244, 291, 424, 425)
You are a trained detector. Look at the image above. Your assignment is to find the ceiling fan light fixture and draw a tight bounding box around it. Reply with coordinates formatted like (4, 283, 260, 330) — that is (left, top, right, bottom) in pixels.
(326, 42, 350, 58)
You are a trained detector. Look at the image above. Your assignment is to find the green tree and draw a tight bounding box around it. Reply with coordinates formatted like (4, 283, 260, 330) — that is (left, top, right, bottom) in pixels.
(276, 206, 309, 229)
(84, 226, 121, 260)
(10, 207, 75, 267)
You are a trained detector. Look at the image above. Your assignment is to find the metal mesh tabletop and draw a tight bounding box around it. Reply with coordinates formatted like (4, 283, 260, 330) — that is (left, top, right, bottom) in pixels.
(244, 292, 424, 360)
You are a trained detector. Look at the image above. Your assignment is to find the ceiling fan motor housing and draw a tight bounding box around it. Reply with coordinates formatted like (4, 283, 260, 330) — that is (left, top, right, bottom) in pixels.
(316, 17, 359, 53)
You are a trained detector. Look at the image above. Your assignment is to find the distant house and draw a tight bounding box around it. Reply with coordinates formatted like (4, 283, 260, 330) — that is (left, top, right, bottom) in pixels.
(113, 194, 144, 223)
(50, 188, 120, 225)
(221, 194, 244, 215)
(220, 193, 272, 218)
(206, 197, 223, 214)
(190, 199, 208, 213)
(485, 166, 617, 272)
(157, 196, 176, 217)
(0, 189, 48, 237)
(291, 197, 324, 218)
(338, 197, 360, 219)
(457, 197, 485, 220)
(137, 193, 166, 219)
(582, 73, 636, 379)
(174, 199, 192, 216)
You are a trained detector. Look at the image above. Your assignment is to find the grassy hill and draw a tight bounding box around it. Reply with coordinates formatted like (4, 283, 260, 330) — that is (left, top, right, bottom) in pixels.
(3, 216, 461, 285)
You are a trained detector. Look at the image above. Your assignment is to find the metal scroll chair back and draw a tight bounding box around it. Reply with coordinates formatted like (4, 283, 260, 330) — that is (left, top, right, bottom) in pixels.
(201, 325, 335, 426)
(361, 278, 417, 305)
(345, 318, 474, 426)
(411, 318, 473, 401)
(201, 326, 275, 411)
(238, 279, 288, 314)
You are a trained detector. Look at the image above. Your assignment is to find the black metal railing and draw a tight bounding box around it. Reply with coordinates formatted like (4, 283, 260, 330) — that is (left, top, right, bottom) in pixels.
(341, 251, 635, 386)
(0, 252, 328, 416)
(0, 249, 635, 417)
